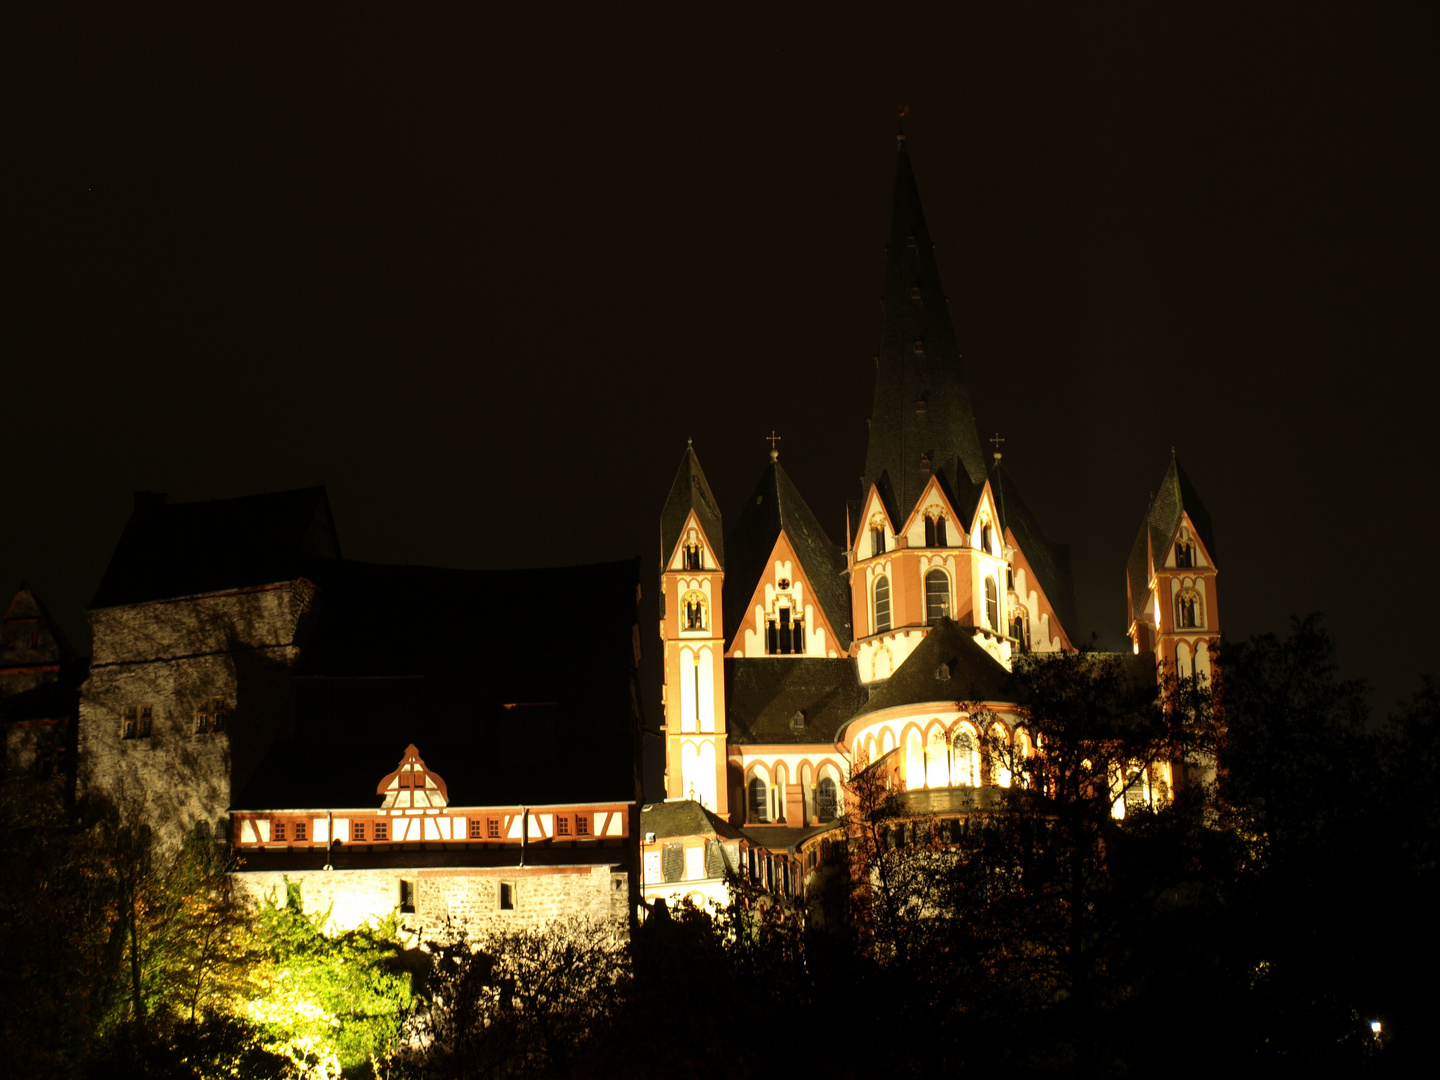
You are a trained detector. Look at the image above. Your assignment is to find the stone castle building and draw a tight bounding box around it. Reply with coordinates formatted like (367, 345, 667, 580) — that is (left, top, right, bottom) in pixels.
(77, 488, 644, 933)
(641, 135, 1219, 907)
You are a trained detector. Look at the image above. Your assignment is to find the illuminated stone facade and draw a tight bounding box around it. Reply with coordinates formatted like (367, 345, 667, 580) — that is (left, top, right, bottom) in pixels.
(648, 137, 1221, 898)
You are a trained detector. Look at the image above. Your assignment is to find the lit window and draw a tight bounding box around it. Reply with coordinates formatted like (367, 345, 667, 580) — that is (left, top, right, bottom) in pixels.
(487, 818, 500, 838)
(925, 569, 950, 624)
(556, 815, 570, 836)
(294, 821, 307, 841)
(469, 819, 483, 839)
(374, 821, 388, 841)
(817, 777, 839, 822)
(576, 815, 589, 836)
(273, 821, 286, 842)
(748, 776, 769, 823)
(873, 575, 892, 634)
(353, 821, 366, 841)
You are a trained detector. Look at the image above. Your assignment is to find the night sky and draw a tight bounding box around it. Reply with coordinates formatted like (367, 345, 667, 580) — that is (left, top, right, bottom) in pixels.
(5, 6, 1436, 792)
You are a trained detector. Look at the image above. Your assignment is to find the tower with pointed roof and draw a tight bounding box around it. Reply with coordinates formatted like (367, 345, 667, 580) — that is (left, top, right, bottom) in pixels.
(658, 442, 730, 814)
(1127, 454, 1221, 685)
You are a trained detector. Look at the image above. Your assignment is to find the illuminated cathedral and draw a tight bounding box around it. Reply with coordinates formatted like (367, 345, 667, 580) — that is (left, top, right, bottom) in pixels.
(641, 136, 1220, 906)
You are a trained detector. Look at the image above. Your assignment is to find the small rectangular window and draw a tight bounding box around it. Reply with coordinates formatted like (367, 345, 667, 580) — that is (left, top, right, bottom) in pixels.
(400, 879, 416, 914)
(556, 815, 570, 836)
(352, 821, 366, 841)
(469, 819, 484, 839)
(499, 882, 515, 910)
(122, 706, 138, 739)
(138, 706, 153, 737)
(487, 818, 500, 838)
(374, 821, 388, 841)
(294, 821, 307, 841)
(273, 821, 286, 842)
(576, 815, 589, 836)
(195, 698, 227, 734)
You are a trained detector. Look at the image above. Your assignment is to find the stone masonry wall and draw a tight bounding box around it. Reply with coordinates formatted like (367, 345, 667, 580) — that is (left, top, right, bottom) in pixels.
(80, 582, 315, 845)
(234, 864, 631, 938)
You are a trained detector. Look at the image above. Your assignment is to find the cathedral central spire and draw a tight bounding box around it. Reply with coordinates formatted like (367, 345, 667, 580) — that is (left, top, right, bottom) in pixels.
(862, 138, 988, 524)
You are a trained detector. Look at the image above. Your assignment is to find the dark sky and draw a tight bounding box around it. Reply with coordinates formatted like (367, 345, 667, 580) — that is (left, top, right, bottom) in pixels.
(5, 5, 1437, 782)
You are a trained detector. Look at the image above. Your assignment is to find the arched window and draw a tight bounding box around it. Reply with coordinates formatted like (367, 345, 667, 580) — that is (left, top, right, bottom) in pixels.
(869, 515, 887, 558)
(924, 512, 949, 547)
(953, 731, 977, 786)
(925, 569, 950, 624)
(985, 577, 999, 630)
(683, 541, 703, 570)
(926, 729, 950, 788)
(990, 723, 1013, 788)
(873, 575, 892, 634)
(981, 523, 994, 553)
(1176, 590, 1203, 629)
(681, 591, 708, 631)
(817, 777, 839, 822)
(1175, 539, 1194, 568)
(748, 775, 768, 823)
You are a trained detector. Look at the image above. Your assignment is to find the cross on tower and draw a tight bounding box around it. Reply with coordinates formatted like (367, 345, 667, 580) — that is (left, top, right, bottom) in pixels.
(990, 432, 1005, 461)
(767, 430, 782, 459)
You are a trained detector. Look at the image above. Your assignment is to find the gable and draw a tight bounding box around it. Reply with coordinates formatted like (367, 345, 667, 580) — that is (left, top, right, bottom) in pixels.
(856, 485, 896, 556)
(900, 475, 963, 548)
(666, 508, 721, 572)
(1161, 512, 1213, 570)
(726, 531, 845, 659)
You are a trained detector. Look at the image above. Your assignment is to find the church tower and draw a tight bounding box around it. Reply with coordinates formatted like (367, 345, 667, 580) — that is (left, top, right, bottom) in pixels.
(1126, 454, 1220, 684)
(658, 442, 729, 814)
(850, 134, 1075, 683)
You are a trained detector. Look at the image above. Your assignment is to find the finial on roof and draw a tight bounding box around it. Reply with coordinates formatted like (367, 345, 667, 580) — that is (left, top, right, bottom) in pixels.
(897, 105, 908, 146)
(687, 436, 693, 447)
(766, 430, 781, 460)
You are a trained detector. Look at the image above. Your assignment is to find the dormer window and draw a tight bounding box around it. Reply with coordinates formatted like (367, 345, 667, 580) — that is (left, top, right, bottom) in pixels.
(924, 512, 949, 547)
(683, 541, 703, 570)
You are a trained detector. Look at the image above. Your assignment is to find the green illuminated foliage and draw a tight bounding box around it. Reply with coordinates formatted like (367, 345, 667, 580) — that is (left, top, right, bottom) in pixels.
(246, 881, 414, 1077)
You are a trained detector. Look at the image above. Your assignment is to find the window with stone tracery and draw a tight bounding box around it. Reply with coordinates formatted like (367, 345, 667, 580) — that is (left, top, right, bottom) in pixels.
(1175, 533, 1195, 568)
(683, 539, 703, 570)
(1175, 589, 1203, 629)
(924, 510, 949, 547)
(681, 590, 709, 632)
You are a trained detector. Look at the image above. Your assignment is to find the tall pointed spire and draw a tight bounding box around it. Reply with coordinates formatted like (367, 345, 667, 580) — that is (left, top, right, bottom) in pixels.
(862, 137, 988, 524)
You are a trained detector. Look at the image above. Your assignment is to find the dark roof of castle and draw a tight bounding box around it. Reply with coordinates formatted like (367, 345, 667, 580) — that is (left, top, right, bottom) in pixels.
(722, 458, 852, 650)
(1125, 456, 1216, 626)
(725, 657, 866, 745)
(234, 557, 643, 810)
(660, 443, 724, 569)
(845, 618, 1015, 732)
(862, 137, 989, 528)
(641, 800, 746, 841)
(989, 461, 1079, 641)
(90, 487, 341, 609)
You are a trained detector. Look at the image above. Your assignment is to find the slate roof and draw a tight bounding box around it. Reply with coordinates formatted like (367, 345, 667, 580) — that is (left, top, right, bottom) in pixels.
(1125, 456, 1216, 626)
(234, 557, 643, 810)
(641, 800, 746, 841)
(722, 458, 852, 651)
(740, 822, 844, 852)
(845, 618, 1015, 732)
(659, 443, 724, 569)
(725, 657, 865, 746)
(862, 138, 989, 528)
(989, 462, 1079, 641)
(90, 487, 341, 609)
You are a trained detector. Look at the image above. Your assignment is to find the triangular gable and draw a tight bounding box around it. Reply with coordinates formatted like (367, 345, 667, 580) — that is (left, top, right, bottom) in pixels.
(855, 484, 896, 556)
(967, 482, 1003, 554)
(1004, 528, 1074, 651)
(376, 744, 449, 809)
(666, 508, 722, 572)
(726, 531, 843, 658)
(899, 474, 963, 547)
(1160, 511, 1215, 571)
